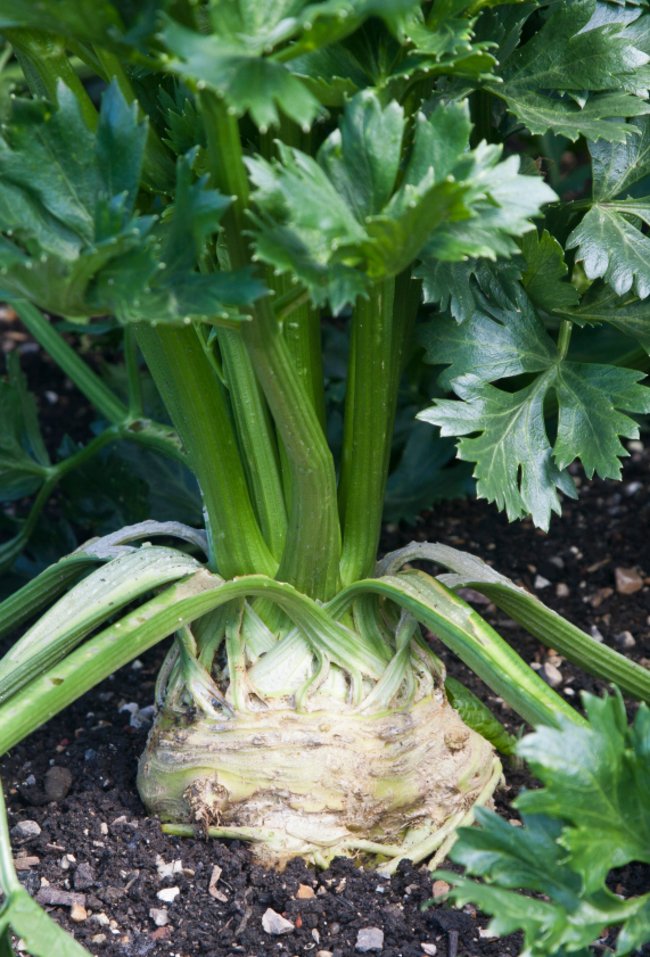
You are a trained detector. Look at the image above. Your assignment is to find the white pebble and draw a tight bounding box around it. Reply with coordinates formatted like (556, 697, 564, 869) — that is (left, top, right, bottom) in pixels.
(534, 575, 551, 590)
(157, 887, 180, 903)
(356, 928, 384, 952)
(262, 907, 294, 935)
(590, 625, 604, 643)
(149, 908, 169, 927)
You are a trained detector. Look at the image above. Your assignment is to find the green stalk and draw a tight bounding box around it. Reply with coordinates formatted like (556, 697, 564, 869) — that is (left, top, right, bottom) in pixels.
(4, 29, 98, 130)
(199, 91, 340, 600)
(338, 278, 398, 585)
(13, 300, 186, 464)
(217, 329, 287, 561)
(134, 324, 277, 579)
(14, 301, 128, 424)
(276, 274, 327, 432)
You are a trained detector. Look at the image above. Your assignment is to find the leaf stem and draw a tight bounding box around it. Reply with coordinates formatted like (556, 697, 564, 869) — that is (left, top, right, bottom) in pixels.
(199, 90, 340, 599)
(14, 302, 128, 424)
(557, 319, 573, 360)
(339, 278, 399, 585)
(134, 324, 277, 578)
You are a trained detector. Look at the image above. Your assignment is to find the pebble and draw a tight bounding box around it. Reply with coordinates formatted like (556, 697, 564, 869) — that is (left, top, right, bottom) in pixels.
(590, 625, 604, 643)
(10, 820, 41, 842)
(317, 952, 334, 957)
(421, 946, 437, 956)
(628, 440, 644, 453)
(90, 935, 106, 945)
(479, 928, 499, 939)
(329, 922, 341, 935)
(356, 928, 384, 952)
(534, 575, 551, 590)
(100, 822, 108, 836)
(92, 914, 110, 926)
(262, 907, 295, 935)
(549, 556, 565, 569)
(539, 662, 562, 688)
(615, 567, 644, 595)
(157, 887, 180, 903)
(44, 766, 73, 802)
(297, 883, 315, 899)
(432, 880, 450, 899)
(149, 908, 169, 927)
(626, 481, 643, 495)
(151, 927, 172, 940)
(615, 630, 636, 649)
(555, 583, 570, 598)
(70, 904, 87, 923)
(156, 857, 183, 880)
(74, 862, 96, 891)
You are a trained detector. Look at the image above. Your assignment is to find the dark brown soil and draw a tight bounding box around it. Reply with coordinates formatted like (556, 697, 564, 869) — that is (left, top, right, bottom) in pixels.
(2, 323, 650, 957)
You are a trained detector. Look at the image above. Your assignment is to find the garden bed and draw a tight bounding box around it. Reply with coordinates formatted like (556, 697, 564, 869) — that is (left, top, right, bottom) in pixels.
(2, 407, 650, 957)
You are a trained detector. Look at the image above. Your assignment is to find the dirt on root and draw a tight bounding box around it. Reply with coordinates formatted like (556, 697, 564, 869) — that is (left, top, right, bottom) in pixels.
(2, 326, 650, 956)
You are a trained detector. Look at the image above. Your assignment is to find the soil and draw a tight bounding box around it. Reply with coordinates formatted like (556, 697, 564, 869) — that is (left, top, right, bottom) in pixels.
(2, 324, 650, 957)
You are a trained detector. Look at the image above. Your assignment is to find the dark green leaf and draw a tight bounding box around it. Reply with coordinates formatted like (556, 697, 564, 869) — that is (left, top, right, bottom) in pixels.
(567, 119, 650, 298)
(516, 692, 650, 891)
(487, 0, 650, 141)
(520, 230, 579, 313)
(419, 285, 650, 527)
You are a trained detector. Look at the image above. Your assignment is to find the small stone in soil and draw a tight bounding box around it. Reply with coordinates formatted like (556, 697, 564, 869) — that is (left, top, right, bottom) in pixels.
(479, 928, 499, 939)
(44, 766, 73, 802)
(73, 862, 96, 890)
(297, 883, 315, 898)
(70, 903, 87, 923)
(590, 625, 604, 643)
(539, 662, 562, 688)
(90, 935, 106, 945)
(156, 886, 180, 903)
(615, 630, 636, 648)
(149, 907, 169, 927)
(556, 583, 570, 598)
(615, 567, 644, 595)
(356, 927, 384, 952)
(10, 820, 41, 842)
(421, 946, 437, 956)
(431, 880, 450, 899)
(317, 952, 334, 957)
(262, 907, 295, 935)
(534, 575, 551, 590)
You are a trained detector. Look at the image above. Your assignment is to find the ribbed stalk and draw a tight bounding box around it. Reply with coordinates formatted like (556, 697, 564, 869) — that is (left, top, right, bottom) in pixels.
(276, 273, 327, 433)
(217, 328, 287, 561)
(5, 28, 98, 130)
(134, 324, 277, 579)
(338, 278, 398, 585)
(199, 90, 340, 600)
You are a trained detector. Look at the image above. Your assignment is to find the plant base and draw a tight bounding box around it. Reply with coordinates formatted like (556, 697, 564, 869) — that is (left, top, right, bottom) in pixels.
(138, 693, 498, 867)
